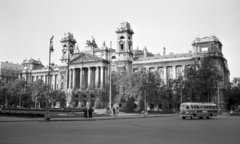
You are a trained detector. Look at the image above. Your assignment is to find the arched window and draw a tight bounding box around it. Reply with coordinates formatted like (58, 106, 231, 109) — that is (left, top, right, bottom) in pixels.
(121, 44, 124, 51)
(120, 36, 124, 39)
(61, 82, 63, 89)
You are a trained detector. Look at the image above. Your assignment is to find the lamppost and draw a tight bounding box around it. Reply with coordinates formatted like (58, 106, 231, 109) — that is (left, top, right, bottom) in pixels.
(214, 80, 220, 112)
(108, 42, 116, 115)
(5, 88, 7, 107)
(109, 48, 112, 111)
(217, 81, 220, 112)
(19, 88, 21, 107)
(144, 90, 147, 112)
(45, 35, 54, 121)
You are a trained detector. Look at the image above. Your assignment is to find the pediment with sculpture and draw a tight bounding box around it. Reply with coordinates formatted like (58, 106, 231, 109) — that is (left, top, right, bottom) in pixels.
(69, 53, 103, 64)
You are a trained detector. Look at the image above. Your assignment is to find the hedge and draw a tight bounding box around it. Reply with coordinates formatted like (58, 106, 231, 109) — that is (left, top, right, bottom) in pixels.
(0, 111, 44, 117)
(2, 107, 83, 112)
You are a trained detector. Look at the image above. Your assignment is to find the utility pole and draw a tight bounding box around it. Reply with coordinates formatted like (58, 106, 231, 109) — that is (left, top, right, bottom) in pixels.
(217, 81, 220, 111)
(109, 42, 112, 112)
(45, 35, 54, 121)
(144, 90, 147, 111)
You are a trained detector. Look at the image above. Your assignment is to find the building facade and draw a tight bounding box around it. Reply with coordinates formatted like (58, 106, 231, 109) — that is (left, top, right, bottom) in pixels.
(19, 22, 230, 110)
(0, 61, 22, 90)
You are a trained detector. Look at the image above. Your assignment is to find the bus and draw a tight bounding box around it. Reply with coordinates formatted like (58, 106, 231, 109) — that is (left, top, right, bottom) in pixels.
(180, 102, 218, 119)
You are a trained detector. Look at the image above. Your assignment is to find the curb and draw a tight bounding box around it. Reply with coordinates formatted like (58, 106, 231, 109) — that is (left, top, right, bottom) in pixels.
(0, 114, 179, 122)
(40, 114, 179, 122)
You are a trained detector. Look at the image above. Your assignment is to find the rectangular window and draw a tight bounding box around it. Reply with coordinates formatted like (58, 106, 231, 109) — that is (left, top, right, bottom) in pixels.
(201, 47, 208, 52)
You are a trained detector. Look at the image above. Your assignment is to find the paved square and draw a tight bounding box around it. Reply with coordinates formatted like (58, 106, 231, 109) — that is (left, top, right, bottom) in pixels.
(0, 116, 239, 144)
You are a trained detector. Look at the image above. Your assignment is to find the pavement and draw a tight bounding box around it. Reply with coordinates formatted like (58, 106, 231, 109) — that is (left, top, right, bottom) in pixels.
(1, 111, 233, 122)
(0, 112, 179, 122)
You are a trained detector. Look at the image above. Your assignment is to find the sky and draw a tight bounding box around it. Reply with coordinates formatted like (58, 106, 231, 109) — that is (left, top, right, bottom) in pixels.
(0, 0, 240, 80)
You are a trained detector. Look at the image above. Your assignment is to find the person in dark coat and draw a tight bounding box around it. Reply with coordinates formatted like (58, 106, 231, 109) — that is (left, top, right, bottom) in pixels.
(83, 107, 88, 118)
(88, 106, 93, 118)
(113, 107, 116, 116)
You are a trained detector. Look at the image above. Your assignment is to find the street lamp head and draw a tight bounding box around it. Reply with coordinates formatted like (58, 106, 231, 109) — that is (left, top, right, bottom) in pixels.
(50, 47, 54, 53)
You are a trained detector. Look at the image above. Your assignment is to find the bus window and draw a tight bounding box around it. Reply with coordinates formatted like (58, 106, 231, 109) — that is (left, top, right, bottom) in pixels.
(180, 105, 185, 110)
(186, 106, 189, 109)
(191, 105, 194, 109)
(197, 106, 199, 109)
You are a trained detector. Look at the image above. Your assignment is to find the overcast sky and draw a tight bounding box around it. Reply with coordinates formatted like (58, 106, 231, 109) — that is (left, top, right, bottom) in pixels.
(0, 0, 240, 80)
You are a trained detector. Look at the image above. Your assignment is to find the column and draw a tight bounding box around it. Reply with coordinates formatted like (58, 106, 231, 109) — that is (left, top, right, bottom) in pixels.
(95, 66, 99, 88)
(163, 66, 167, 85)
(173, 65, 176, 79)
(72, 68, 76, 89)
(100, 66, 104, 88)
(66, 69, 69, 89)
(182, 65, 185, 77)
(79, 68, 82, 89)
(46, 76, 48, 85)
(88, 67, 91, 89)
(69, 69, 72, 89)
(105, 67, 108, 86)
(92, 68, 95, 89)
(43, 75, 45, 83)
(54, 74, 57, 90)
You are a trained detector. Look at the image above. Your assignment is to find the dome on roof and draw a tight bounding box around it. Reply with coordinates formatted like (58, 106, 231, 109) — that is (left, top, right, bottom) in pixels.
(211, 35, 219, 41)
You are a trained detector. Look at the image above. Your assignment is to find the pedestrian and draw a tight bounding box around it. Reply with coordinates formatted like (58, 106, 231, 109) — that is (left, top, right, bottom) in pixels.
(116, 107, 119, 116)
(88, 106, 93, 118)
(83, 107, 88, 118)
(113, 107, 116, 116)
(106, 107, 111, 114)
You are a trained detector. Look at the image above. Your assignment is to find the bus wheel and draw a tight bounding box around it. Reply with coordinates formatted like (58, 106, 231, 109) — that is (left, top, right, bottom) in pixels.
(182, 117, 186, 119)
(207, 114, 212, 119)
(199, 117, 203, 119)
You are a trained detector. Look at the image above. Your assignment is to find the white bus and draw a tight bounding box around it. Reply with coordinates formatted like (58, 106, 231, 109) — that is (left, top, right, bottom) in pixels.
(180, 102, 218, 119)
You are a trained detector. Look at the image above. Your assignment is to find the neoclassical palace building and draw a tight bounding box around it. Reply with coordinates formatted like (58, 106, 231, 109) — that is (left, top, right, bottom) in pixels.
(19, 22, 230, 110)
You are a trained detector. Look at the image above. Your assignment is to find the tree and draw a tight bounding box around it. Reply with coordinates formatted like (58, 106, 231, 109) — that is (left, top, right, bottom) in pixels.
(12, 79, 27, 107)
(184, 56, 222, 102)
(50, 90, 66, 108)
(172, 75, 184, 103)
(115, 70, 165, 108)
(227, 77, 240, 109)
(30, 79, 49, 108)
(0, 79, 31, 107)
(103, 71, 125, 108)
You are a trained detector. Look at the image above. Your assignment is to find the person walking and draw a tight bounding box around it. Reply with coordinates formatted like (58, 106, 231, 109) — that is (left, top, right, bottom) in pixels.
(113, 107, 116, 116)
(88, 106, 93, 118)
(116, 107, 119, 116)
(83, 107, 88, 118)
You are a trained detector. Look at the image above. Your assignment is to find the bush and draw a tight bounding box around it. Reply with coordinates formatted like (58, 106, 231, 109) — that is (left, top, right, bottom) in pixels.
(94, 98, 101, 109)
(162, 99, 169, 112)
(138, 99, 145, 112)
(2, 107, 83, 112)
(125, 98, 135, 112)
(0, 111, 44, 117)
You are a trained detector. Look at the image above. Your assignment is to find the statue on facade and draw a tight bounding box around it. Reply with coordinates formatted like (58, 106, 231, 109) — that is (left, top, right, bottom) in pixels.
(143, 46, 148, 57)
(85, 36, 98, 48)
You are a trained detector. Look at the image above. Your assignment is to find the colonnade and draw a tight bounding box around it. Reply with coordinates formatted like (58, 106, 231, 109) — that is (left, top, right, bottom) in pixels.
(31, 74, 58, 90)
(67, 66, 108, 90)
(133, 65, 186, 87)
